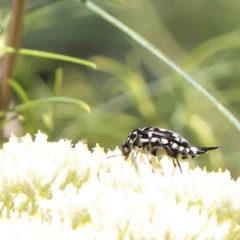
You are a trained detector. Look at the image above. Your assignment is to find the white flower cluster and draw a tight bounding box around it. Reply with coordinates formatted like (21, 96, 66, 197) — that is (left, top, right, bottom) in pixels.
(0, 132, 239, 239)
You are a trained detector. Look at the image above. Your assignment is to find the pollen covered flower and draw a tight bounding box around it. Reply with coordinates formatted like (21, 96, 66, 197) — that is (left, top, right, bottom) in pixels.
(0, 132, 239, 239)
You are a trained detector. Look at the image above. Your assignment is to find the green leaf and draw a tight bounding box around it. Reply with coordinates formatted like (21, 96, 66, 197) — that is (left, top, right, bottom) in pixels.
(0, 97, 91, 117)
(0, 47, 97, 69)
(8, 78, 30, 103)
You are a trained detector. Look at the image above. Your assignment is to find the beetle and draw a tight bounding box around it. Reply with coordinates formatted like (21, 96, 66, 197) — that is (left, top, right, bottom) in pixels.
(121, 127, 219, 173)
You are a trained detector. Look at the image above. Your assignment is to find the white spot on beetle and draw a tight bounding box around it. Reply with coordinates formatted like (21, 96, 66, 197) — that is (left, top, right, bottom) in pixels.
(147, 132, 153, 138)
(161, 138, 168, 144)
(151, 137, 161, 143)
(190, 147, 198, 154)
(179, 146, 184, 151)
(172, 143, 178, 149)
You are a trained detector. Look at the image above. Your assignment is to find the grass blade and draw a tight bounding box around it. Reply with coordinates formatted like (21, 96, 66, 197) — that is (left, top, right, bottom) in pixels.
(81, 0, 240, 131)
(0, 97, 91, 117)
(8, 78, 30, 103)
(0, 47, 97, 69)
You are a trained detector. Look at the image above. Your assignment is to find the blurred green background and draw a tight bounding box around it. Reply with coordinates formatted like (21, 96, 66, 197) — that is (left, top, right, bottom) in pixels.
(1, 0, 240, 177)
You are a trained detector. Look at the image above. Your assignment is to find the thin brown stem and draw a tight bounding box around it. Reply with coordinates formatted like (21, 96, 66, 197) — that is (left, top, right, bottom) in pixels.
(0, 0, 28, 145)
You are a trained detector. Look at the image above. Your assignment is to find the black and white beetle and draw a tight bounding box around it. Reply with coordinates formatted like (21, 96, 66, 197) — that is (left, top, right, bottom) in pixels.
(121, 127, 219, 173)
